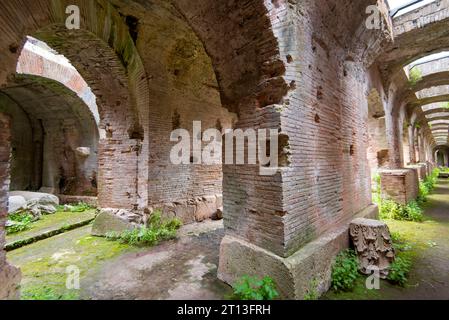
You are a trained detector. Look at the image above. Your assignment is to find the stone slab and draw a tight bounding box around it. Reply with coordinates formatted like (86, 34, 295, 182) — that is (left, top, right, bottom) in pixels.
(91, 209, 136, 237)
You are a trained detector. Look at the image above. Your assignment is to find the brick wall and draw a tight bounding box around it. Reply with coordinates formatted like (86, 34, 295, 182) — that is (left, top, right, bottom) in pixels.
(1, 76, 98, 196)
(0, 113, 21, 299)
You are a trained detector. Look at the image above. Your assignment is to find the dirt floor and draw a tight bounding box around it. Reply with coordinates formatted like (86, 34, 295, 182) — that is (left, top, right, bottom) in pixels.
(81, 221, 231, 300)
(8, 219, 232, 300)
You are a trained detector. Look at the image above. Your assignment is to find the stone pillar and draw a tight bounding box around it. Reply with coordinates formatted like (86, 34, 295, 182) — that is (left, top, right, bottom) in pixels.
(408, 125, 416, 164)
(0, 113, 21, 300)
(379, 168, 419, 205)
(418, 132, 426, 163)
(386, 113, 403, 169)
(403, 128, 411, 165)
(217, 0, 388, 300)
(444, 152, 448, 168)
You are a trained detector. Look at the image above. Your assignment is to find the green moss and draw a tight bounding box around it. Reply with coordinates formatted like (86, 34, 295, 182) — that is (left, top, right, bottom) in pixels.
(7, 226, 136, 300)
(6, 210, 96, 245)
(324, 277, 385, 300)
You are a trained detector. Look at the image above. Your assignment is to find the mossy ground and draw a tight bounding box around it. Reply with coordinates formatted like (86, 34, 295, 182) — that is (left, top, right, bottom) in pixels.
(7, 225, 137, 300)
(324, 179, 449, 300)
(6, 209, 96, 246)
(7, 220, 230, 300)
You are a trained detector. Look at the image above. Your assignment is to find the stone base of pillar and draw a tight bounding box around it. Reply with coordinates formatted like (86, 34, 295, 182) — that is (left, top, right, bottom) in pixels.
(379, 168, 419, 205)
(218, 204, 378, 300)
(426, 161, 434, 176)
(406, 163, 427, 181)
(0, 261, 21, 299)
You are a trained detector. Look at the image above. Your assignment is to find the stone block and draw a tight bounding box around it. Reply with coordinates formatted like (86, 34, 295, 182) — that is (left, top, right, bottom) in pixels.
(156, 194, 222, 224)
(9, 191, 59, 205)
(194, 196, 218, 222)
(406, 163, 427, 181)
(0, 262, 21, 300)
(218, 204, 378, 299)
(379, 168, 419, 205)
(91, 209, 136, 236)
(7, 195, 26, 213)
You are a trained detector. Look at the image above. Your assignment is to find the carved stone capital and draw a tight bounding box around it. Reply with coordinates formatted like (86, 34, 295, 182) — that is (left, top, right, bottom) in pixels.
(350, 218, 395, 278)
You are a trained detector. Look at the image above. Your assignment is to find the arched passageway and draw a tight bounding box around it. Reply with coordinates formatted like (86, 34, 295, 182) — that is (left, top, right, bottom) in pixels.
(1, 74, 99, 196)
(3, 0, 449, 301)
(0, 0, 292, 299)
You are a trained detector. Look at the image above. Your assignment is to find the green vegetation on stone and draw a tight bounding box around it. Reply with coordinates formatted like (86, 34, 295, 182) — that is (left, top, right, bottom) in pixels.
(106, 211, 182, 246)
(325, 178, 449, 300)
(408, 67, 422, 86)
(21, 286, 78, 300)
(6, 212, 34, 235)
(387, 256, 412, 287)
(8, 201, 95, 237)
(230, 275, 279, 300)
(303, 278, 320, 300)
(326, 231, 416, 299)
(376, 169, 440, 222)
(387, 231, 414, 286)
(379, 200, 424, 222)
(60, 202, 95, 212)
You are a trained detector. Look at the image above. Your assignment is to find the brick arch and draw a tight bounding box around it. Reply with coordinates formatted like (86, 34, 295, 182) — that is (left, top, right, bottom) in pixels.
(382, 65, 449, 166)
(0, 0, 150, 210)
(127, 0, 291, 225)
(411, 72, 449, 94)
(0, 0, 295, 299)
(377, 0, 449, 83)
(0, 0, 153, 299)
(16, 38, 100, 125)
(1, 74, 99, 195)
(32, 25, 138, 139)
(170, 0, 289, 111)
(175, 0, 299, 254)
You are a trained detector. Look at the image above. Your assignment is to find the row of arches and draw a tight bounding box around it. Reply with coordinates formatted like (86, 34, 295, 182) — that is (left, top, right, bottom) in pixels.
(0, 0, 294, 298)
(367, 0, 449, 178)
(2, 0, 448, 300)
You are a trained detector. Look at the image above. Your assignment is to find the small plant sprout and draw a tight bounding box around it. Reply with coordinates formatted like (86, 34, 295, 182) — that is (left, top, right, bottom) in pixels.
(408, 67, 422, 86)
(331, 249, 359, 292)
(230, 276, 279, 300)
(106, 210, 182, 246)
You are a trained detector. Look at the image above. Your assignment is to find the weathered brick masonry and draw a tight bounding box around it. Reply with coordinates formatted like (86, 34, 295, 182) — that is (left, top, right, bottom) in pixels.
(0, 0, 447, 299)
(0, 114, 21, 299)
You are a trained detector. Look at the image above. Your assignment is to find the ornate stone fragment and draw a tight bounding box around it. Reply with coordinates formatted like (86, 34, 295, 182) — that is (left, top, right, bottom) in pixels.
(349, 218, 395, 278)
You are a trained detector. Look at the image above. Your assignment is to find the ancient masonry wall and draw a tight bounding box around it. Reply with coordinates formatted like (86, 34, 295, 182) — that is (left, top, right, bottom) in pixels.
(138, 3, 236, 223)
(0, 113, 21, 299)
(0, 94, 34, 191)
(1, 78, 98, 196)
(279, 0, 374, 256)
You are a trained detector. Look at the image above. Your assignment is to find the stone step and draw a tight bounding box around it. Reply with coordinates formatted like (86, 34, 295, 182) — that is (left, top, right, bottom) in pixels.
(5, 211, 96, 251)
